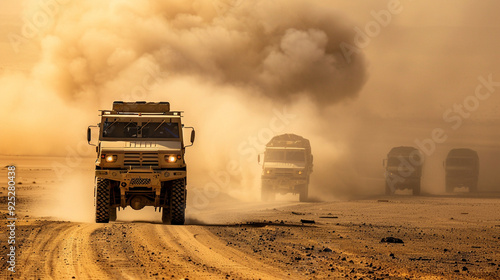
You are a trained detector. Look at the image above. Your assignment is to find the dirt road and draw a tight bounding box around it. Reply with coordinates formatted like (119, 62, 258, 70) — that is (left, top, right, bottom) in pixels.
(1, 162, 500, 279)
(2, 196, 500, 279)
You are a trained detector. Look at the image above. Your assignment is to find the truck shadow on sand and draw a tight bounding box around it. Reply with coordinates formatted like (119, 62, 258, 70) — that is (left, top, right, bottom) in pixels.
(114, 219, 317, 227)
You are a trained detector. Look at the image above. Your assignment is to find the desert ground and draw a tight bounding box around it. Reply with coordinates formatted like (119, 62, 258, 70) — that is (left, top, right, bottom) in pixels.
(1, 156, 500, 280)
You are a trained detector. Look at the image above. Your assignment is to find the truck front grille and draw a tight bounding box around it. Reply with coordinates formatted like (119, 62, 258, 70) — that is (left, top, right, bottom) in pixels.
(274, 169, 294, 176)
(124, 152, 159, 168)
(130, 178, 152, 185)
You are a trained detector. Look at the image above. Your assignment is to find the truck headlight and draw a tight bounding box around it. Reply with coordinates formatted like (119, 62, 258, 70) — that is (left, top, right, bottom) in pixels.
(165, 154, 181, 163)
(102, 154, 117, 163)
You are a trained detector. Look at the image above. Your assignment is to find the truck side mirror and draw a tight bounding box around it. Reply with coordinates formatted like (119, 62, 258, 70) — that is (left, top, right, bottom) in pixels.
(87, 126, 97, 146)
(190, 130, 195, 144)
(184, 127, 195, 147)
(382, 159, 387, 167)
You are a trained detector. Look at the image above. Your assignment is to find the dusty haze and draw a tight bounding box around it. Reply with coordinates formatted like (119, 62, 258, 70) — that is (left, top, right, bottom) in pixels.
(1, 0, 500, 217)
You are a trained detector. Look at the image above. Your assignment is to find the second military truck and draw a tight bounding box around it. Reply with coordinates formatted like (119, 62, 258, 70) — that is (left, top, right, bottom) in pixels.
(259, 134, 313, 202)
(87, 101, 195, 224)
(444, 148, 479, 193)
(383, 146, 423, 195)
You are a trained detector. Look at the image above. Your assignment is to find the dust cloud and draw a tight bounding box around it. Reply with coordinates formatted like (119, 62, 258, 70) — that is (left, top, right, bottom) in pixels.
(36, 168, 96, 222)
(1, 0, 500, 219)
(0, 0, 367, 210)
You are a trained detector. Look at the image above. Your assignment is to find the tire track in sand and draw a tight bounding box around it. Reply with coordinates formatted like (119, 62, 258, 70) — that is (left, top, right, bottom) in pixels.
(17, 222, 110, 279)
(156, 225, 297, 279)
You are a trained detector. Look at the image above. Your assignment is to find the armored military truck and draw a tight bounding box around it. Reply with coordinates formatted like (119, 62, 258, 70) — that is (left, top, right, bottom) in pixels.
(383, 146, 423, 195)
(259, 134, 313, 202)
(87, 101, 195, 224)
(444, 148, 479, 193)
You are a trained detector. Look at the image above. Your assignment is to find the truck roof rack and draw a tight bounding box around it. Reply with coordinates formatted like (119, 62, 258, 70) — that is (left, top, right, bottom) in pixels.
(111, 101, 171, 113)
(266, 133, 311, 149)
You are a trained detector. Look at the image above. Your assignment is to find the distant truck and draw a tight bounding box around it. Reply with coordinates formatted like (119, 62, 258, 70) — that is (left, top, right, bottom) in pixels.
(87, 101, 195, 224)
(383, 146, 423, 195)
(444, 148, 479, 193)
(258, 134, 313, 202)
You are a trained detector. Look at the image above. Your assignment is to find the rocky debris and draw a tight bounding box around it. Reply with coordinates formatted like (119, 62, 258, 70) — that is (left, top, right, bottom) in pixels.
(380, 237, 404, 244)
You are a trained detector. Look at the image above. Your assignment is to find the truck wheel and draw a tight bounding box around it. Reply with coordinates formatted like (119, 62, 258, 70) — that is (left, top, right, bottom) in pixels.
(109, 207, 117, 222)
(299, 185, 308, 202)
(261, 189, 275, 202)
(170, 179, 186, 225)
(161, 207, 170, 224)
(95, 178, 110, 223)
(445, 180, 453, 193)
(385, 181, 393, 195)
(412, 181, 421, 196)
(469, 181, 478, 193)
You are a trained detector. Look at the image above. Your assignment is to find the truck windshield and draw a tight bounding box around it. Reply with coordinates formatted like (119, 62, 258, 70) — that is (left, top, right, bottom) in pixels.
(142, 122, 179, 138)
(387, 157, 402, 167)
(102, 121, 180, 139)
(265, 150, 305, 162)
(387, 156, 421, 167)
(447, 158, 474, 166)
(103, 121, 138, 138)
(287, 150, 305, 161)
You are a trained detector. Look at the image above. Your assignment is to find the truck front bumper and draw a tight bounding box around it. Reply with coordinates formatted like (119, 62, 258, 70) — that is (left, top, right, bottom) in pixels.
(262, 177, 308, 193)
(95, 169, 186, 182)
(95, 169, 186, 208)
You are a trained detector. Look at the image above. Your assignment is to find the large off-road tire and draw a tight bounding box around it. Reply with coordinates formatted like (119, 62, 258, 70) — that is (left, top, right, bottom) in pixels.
(170, 179, 186, 225)
(261, 181, 275, 202)
(95, 178, 110, 223)
(412, 181, 421, 196)
(469, 180, 478, 193)
(161, 207, 171, 224)
(385, 181, 394, 195)
(445, 179, 454, 193)
(109, 207, 117, 222)
(261, 188, 275, 202)
(299, 184, 308, 202)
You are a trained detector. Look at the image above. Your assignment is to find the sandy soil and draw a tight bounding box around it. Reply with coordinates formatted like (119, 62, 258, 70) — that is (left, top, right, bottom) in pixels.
(1, 157, 500, 279)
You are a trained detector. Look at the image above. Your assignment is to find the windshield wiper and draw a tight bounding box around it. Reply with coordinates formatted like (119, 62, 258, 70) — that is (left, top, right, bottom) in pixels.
(154, 120, 166, 131)
(103, 120, 119, 134)
(124, 121, 136, 128)
(139, 121, 150, 131)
